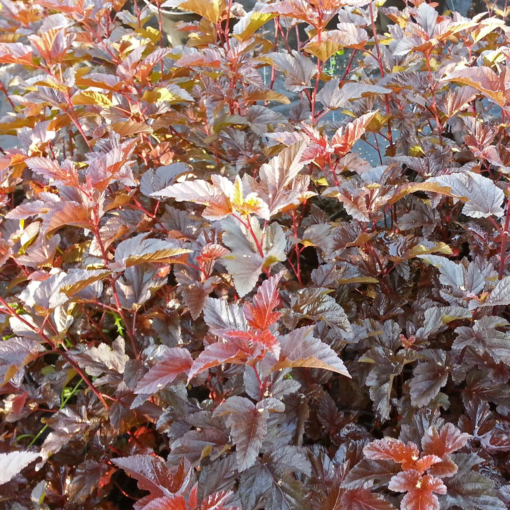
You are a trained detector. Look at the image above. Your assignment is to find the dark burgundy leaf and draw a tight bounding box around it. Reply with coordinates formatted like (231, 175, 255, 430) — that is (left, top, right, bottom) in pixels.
(135, 348, 193, 394)
(112, 456, 189, 497)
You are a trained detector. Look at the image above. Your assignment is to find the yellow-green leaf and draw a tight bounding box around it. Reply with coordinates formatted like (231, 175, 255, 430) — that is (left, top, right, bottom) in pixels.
(112, 120, 153, 136)
(72, 91, 113, 107)
(179, 0, 225, 23)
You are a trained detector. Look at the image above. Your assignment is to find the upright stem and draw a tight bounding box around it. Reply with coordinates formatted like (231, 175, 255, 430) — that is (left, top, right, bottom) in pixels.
(28, 379, 83, 447)
(310, 15, 323, 124)
(294, 395, 309, 446)
(232, 214, 265, 259)
(369, 3, 384, 79)
(111, 275, 140, 358)
(91, 213, 139, 358)
(425, 50, 443, 145)
(64, 91, 93, 151)
(224, 0, 233, 50)
(498, 201, 510, 280)
(339, 49, 357, 84)
(291, 211, 303, 287)
(369, 3, 393, 149)
(0, 83, 14, 109)
(311, 58, 322, 123)
(156, 1, 164, 76)
(0, 297, 109, 410)
(252, 365, 264, 400)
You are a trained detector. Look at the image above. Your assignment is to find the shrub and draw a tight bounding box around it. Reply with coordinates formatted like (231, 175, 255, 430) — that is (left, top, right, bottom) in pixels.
(0, 0, 510, 508)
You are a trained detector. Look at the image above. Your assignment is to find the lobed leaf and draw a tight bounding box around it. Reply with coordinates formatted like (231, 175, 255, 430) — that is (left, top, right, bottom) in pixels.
(429, 172, 504, 218)
(244, 273, 282, 331)
(114, 234, 192, 269)
(135, 348, 193, 395)
(275, 327, 351, 377)
(112, 456, 189, 498)
(0, 451, 39, 485)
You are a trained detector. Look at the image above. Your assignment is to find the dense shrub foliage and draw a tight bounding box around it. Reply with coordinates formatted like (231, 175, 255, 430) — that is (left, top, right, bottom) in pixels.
(1, 0, 510, 508)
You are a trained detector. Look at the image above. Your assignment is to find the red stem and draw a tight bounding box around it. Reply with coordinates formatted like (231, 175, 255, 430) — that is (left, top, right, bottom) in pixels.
(91, 212, 139, 358)
(0, 297, 109, 410)
(339, 49, 357, 84)
(232, 214, 265, 259)
(425, 50, 443, 146)
(498, 201, 510, 280)
(291, 211, 303, 287)
(369, 4, 394, 148)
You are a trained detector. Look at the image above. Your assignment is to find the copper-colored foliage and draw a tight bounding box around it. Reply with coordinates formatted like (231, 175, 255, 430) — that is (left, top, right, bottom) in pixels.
(1, 0, 510, 509)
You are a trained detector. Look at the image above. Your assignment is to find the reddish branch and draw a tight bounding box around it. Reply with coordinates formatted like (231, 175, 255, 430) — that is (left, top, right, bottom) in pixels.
(0, 296, 110, 410)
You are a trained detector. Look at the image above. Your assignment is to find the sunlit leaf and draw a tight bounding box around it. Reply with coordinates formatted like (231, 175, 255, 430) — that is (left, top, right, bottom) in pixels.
(442, 67, 505, 107)
(135, 348, 193, 394)
(0, 451, 40, 485)
(274, 327, 351, 377)
(429, 172, 504, 218)
(114, 234, 192, 269)
(72, 91, 112, 107)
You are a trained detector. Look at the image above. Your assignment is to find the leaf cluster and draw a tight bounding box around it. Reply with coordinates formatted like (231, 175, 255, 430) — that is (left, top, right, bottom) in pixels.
(0, 0, 510, 508)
